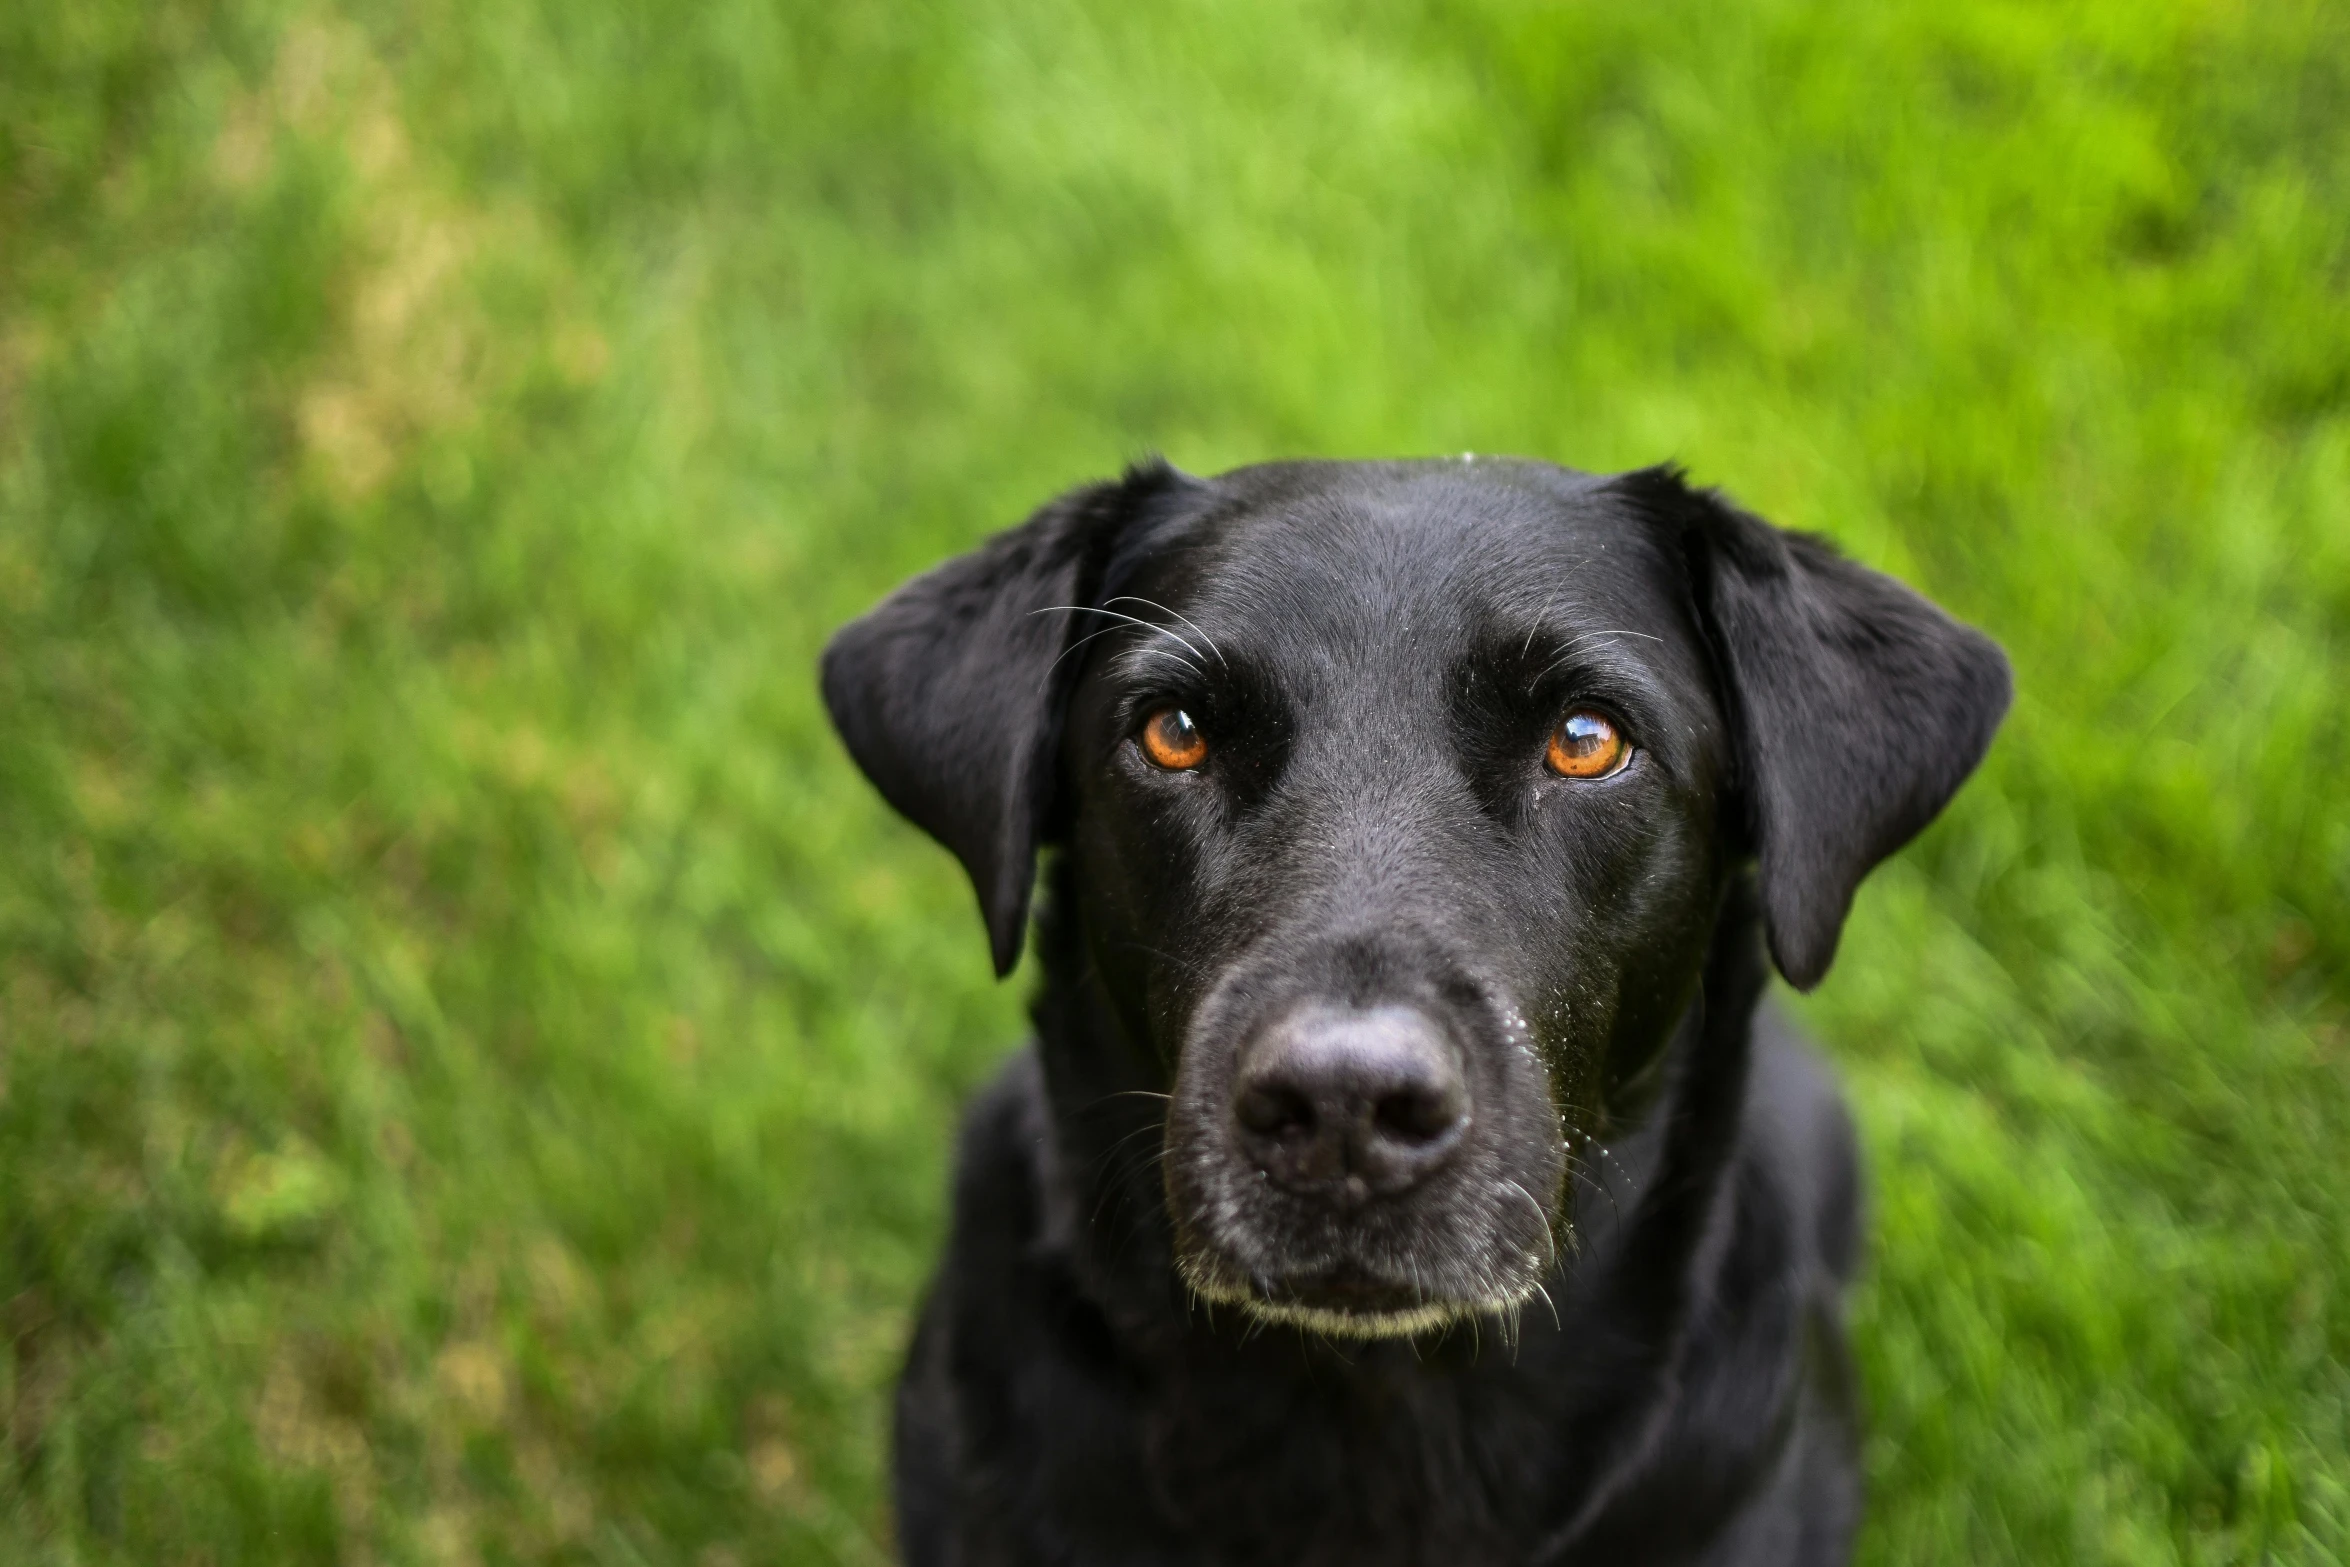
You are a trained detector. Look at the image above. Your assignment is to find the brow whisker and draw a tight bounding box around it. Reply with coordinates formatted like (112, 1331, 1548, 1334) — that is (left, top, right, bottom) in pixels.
(1528, 629, 1666, 691)
(1106, 596, 1229, 671)
(1522, 591, 1562, 660)
(1046, 620, 1204, 682)
(1517, 550, 1605, 660)
(1115, 644, 1213, 690)
(1032, 604, 1209, 669)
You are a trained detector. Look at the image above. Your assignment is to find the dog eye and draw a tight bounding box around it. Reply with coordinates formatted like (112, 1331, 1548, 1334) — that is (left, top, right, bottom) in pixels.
(1546, 710, 1628, 779)
(1140, 708, 1209, 770)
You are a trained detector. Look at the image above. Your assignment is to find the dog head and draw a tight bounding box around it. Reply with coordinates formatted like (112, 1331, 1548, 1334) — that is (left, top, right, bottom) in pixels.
(824, 458, 2008, 1337)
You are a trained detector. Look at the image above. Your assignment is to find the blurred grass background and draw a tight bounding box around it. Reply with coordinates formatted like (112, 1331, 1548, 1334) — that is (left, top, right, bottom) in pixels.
(3, 0, 2347, 1562)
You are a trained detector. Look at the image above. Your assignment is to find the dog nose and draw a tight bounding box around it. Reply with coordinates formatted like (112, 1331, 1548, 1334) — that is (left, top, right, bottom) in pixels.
(1232, 1006, 1469, 1200)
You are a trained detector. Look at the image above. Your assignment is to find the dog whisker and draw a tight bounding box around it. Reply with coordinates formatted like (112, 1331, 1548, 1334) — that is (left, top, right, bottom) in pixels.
(1529, 1280, 1562, 1333)
(1527, 629, 1667, 691)
(1080, 1088, 1174, 1110)
(1047, 620, 1207, 684)
(1522, 591, 1563, 660)
(1043, 620, 1134, 678)
(1501, 1177, 1561, 1272)
(1104, 938, 1212, 980)
(1105, 595, 1229, 670)
(1033, 603, 1210, 670)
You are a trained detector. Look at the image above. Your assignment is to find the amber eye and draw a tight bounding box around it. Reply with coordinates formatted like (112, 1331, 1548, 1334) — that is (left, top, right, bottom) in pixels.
(1546, 710, 1628, 779)
(1140, 708, 1208, 770)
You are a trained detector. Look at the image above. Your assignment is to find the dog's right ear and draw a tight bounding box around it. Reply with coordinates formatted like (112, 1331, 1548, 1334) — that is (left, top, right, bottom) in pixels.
(821, 463, 1185, 978)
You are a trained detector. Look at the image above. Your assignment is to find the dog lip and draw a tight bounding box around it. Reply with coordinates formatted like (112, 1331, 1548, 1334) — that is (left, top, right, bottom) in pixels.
(1249, 1263, 1434, 1316)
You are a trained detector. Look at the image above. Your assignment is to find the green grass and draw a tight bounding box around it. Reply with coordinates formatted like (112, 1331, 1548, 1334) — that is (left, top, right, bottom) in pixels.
(3, 0, 2347, 1561)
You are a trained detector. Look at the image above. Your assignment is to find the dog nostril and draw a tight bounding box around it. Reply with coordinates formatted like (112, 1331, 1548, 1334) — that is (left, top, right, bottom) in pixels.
(1374, 1081, 1465, 1145)
(1231, 1005, 1469, 1195)
(1235, 1082, 1315, 1142)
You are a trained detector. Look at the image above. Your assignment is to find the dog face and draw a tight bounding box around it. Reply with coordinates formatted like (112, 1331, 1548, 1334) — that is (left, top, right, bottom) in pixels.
(1057, 467, 1734, 1330)
(824, 459, 2007, 1337)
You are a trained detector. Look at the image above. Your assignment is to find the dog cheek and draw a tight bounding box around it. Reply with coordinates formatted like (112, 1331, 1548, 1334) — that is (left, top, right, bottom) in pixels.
(1160, 1016, 1251, 1254)
(1500, 1056, 1576, 1233)
(1428, 1020, 1574, 1299)
(1515, 965, 1614, 1137)
(1525, 800, 1714, 1082)
(1069, 766, 1239, 1004)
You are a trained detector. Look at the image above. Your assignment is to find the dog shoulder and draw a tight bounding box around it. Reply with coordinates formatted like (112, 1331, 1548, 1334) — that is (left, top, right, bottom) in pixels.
(910, 1051, 1190, 1563)
(896, 1055, 1047, 1565)
(945, 1050, 1055, 1262)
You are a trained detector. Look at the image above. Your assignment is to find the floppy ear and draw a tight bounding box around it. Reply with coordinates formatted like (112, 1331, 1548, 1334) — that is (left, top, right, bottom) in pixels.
(820, 464, 1181, 977)
(1622, 466, 2013, 990)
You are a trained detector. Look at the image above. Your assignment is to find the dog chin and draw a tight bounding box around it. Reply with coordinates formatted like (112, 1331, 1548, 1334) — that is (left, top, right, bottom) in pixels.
(1175, 1252, 1535, 1341)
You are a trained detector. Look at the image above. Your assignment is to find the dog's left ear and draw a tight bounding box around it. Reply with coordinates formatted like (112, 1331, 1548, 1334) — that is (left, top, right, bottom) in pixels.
(1621, 466, 2013, 990)
(821, 462, 1187, 977)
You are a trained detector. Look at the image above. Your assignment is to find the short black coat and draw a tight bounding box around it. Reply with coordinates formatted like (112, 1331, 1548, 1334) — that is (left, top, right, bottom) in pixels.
(822, 458, 2009, 1565)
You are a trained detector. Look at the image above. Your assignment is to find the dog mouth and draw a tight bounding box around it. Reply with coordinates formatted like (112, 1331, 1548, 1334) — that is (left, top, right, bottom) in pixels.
(1158, 979, 1573, 1340)
(1173, 1233, 1548, 1340)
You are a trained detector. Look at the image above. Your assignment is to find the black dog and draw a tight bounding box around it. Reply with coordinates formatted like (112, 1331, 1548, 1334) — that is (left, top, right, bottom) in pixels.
(822, 458, 2009, 1566)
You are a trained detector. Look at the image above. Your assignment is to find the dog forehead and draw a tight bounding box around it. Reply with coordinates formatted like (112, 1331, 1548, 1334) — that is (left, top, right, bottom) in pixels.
(1141, 460, 1680, 647)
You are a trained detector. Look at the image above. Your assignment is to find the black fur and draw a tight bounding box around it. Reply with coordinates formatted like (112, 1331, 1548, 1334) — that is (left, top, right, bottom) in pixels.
(822, 457, 2010, 1565)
